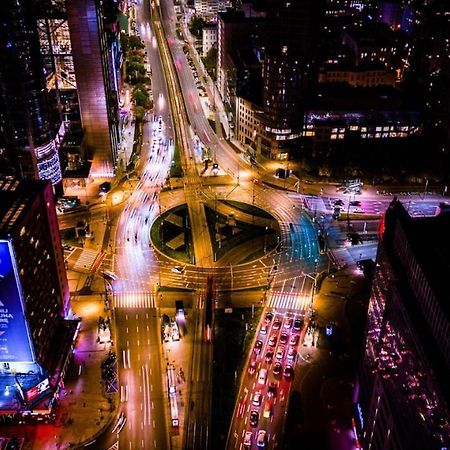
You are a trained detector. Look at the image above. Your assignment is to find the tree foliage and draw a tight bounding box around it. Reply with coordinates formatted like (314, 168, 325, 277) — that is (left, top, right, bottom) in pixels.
(189, 15, 206, 39)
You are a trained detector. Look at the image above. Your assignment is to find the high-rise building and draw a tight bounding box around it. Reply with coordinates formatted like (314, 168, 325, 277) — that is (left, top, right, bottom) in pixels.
(358, 199, 450, 449)
(66, 0, 121, 178)
(0, 178, 76, 418)
(259, 0, 326, 159)
(0, 0, 63, 186)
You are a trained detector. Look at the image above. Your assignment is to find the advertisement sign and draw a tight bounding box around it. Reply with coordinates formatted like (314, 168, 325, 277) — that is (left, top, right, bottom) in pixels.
(0, 240, 35, 363)
(25, 378, 50, 403)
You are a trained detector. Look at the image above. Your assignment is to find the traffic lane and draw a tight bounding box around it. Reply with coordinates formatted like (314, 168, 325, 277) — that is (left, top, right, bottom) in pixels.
(116, 308, 168, 450)
(231, 312, 303, 449)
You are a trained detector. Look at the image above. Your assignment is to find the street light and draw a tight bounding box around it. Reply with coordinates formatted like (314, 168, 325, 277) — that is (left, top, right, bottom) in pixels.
(302, 259, 319, 316)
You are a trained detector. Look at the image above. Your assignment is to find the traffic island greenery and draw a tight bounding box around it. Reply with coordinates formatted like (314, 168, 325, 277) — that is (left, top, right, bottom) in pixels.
(150, 204, 194, 264)
(211, 306, 262, 449)
(205, 202, 280, 262)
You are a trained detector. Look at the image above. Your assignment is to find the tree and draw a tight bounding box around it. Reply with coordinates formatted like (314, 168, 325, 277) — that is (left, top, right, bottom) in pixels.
(202, 47, 217, 80)
(189, 15, 206, 39)
(134, 105, 145, 122)
(132, 86, 150, 109)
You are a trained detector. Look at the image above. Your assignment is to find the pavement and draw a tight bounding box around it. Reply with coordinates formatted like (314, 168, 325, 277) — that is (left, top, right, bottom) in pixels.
(286, 264, 371, 450)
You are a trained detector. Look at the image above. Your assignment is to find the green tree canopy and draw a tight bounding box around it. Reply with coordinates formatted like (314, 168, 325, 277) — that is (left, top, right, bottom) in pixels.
(189, 15, 207, 39)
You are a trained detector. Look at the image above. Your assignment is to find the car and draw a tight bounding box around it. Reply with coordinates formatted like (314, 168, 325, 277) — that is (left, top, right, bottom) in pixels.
(272, 362, 282, 376)
(265, 350, 274, 363)
(257, 368, 268, 385)
(284, 317, 293, 329)
(350, 200, 361, 206)
(248, 360, 257, 375)
(267, 382, 277, 398)
(263, 398, 273, 418)
(283, 365, 294, 380)
(287, 347, 297, 361)
(280, 332, 288, 344)
(268, 334, 277, 347)
(243, 431, 252, 447)
(353, 207, 364, 213)
(276, 346, 285, 360)
(272, 319, 281, 330)
(249, 410, 259, 428)
(334, 199, 344, 206)
(264, 312, 273, 324)
(171, 266, 185, 274)
(293, 318, 303, 331)
(257, 430, 267, 448)
(289, 334, 299, 346)
(254, 340, 263, 355)
(252, 391, 262, 406)
(260, 324, 267, 335)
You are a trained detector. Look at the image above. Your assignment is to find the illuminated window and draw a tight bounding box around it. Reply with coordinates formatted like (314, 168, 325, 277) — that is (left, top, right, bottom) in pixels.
(376, 127, 382, 132)
(383, 126, 389, 132)
(20, 226, 26, 236)
(350, 125, 359, 131)
(361, 127, 367, 132)
(332, 128, 338, 133)
(338, 134, 345, 139)
(362, 133, 367, 138)
(375, 133, 381, 138)
(331, 134, 337, 140)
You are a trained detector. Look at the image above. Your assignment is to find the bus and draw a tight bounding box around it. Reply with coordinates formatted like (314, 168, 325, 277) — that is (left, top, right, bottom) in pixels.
(167, 365, 176, 396)
(169, 395, 179, 427)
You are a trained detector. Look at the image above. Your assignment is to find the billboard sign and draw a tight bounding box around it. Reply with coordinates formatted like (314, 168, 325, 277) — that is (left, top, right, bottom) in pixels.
(25, 378, 50, 403)
(0, 240, 35, 363)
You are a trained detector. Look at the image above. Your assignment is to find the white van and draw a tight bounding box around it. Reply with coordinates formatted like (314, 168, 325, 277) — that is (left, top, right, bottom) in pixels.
(257, 368, 267, 385)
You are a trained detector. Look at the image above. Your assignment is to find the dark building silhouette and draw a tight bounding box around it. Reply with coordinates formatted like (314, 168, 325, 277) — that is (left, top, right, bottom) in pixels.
(358, 200, 450, 449)
(259, 0, 326, 158)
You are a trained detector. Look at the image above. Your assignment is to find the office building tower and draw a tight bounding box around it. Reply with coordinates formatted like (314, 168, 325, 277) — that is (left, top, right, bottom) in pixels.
(217, 10, 264, 114)
(260, 0, 325, 159)
(0, 0, 62, 186)
(358, 199, 450, 449)
(66, 0, 121, 178)
(0, 178, 76, 418)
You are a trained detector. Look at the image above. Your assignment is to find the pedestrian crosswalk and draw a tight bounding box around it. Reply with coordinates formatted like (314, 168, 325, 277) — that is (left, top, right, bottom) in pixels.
(267, 290, 310, 311)
(73, 249, 102, 272)
(107, 442, 119, 450)
(114, 291, 156, 308)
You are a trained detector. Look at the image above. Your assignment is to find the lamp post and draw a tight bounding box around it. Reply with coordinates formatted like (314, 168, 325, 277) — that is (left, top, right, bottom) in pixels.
(302, 259, 319, 317)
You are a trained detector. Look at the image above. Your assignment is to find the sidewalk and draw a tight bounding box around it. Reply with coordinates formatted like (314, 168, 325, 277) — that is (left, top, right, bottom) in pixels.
(29, 296, 116, 450)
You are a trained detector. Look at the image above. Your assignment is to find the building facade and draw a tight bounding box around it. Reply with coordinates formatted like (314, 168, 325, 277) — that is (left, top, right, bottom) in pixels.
(0, 178, 76, 417)
(66, 0, 121, 178)
(358, 200, 450, 449)
(0, 0, 63, 187)
(202, 24, 217, 57)
(258, 0, 326, 159)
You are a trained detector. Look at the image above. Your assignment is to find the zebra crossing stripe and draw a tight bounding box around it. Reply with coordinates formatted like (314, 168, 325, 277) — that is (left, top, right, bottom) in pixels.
(113, 292, 155, 309)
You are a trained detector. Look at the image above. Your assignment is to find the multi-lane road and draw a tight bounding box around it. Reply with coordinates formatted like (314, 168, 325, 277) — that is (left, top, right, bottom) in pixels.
(71, 1, 448, 449)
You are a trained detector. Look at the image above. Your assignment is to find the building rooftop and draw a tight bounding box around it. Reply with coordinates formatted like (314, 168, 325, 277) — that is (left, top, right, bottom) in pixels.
(388, 199, 450, 315)
(313, 82, 423, 111)
(0, 178, 50, 236)
(342, 20, 406, 47)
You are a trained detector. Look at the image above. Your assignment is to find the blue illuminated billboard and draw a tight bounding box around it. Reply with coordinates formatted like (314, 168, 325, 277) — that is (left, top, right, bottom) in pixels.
(0, 240, 35, 363)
